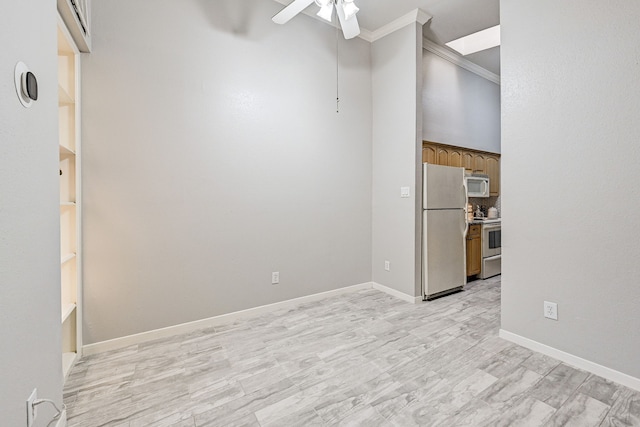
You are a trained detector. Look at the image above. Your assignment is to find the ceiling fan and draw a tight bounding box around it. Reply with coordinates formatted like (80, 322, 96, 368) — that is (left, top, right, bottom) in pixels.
(272, 0, 361, 39)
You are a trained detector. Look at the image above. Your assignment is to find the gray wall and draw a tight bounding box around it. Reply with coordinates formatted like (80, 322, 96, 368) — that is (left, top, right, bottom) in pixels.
(501, 0, 640, 378)
(0, 1, 63, 425)
(422, 50, 501, 153)
(82, 0, 373, 343)
(371, 23, 423, 298)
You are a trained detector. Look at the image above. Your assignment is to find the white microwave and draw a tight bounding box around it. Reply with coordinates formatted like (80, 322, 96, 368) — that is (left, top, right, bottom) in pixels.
(466, 175, 490, 198)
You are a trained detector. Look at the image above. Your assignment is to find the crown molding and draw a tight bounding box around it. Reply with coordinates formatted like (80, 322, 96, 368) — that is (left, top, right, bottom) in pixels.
(366, 9, 432, 42)
(423, 37, 501, 85)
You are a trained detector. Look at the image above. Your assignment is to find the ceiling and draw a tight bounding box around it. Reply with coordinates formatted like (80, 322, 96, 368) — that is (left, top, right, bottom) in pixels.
(271, 0, 501, 75)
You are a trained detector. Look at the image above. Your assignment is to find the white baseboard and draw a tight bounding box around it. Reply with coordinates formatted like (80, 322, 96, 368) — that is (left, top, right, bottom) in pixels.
(500, 329, 640, 392)
(84, 282, 375, 356)
(83, 282, 423, 356)
(372, 282, 422, 304)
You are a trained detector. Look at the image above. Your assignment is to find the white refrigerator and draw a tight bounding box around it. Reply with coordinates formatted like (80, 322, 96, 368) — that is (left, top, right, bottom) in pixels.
(422, 163, 468, 300)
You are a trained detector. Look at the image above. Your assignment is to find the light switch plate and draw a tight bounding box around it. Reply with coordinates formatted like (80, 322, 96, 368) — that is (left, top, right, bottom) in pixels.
(400, 187, 410, 198)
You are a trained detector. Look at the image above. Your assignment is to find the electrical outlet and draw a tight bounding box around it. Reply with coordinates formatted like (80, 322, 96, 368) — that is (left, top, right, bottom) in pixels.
(26, 388, 37, 427)
(544, 301, 558, 320)
(384, 260, 390, 271)
(271, 272, 279, 284)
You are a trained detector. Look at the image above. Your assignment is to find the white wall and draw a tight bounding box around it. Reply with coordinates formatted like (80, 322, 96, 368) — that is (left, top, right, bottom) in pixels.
(501, 0, 640, 379)
(82, 0, 373, 343)
(422, 50, 501, 153)
(371, 23, 423, 298)
(0, 2, 63, 425)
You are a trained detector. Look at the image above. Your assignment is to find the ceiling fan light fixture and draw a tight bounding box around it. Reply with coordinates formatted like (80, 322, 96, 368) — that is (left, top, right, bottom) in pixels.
(341, 0, 359, 20)
(317, 3, 334, 22)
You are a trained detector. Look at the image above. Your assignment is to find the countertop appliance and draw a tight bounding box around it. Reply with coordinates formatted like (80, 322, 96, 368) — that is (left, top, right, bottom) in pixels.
(465, 174, 490, 198)
(480, 221, 501, 279)
(422, 164, 467, 300)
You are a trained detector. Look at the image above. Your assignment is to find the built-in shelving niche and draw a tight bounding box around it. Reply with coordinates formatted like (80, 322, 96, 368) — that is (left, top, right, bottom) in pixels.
(58, 18, 82, 380)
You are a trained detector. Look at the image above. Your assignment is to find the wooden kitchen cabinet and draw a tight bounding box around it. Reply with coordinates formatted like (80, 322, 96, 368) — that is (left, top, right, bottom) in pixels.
(466, 224, 482, 277)
(462, 152, 473, 172)
(422, 145, 436, 164)
(437, 147, 449, 166)
(473, 153, 486, 174)
(423, 141, 501, 195)
(486, 156, 500, 196)
(449, 149, 463, 167)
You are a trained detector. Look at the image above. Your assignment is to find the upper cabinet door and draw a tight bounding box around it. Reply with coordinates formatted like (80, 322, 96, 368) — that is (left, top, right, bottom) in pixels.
(462, 152, 473, 172)
(437, 148, 450, 166)
(487, 156, 500, 196)
(449, 150, 462, 167)
(423, 145, 436, 164)
(473, 154, 486, 174)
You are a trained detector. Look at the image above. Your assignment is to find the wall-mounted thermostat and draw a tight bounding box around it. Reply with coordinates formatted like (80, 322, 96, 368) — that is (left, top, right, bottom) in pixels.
(15, 61, 38, 108)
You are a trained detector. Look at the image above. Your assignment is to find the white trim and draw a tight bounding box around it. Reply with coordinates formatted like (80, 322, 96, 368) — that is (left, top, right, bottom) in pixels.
(366, 9, 432, 42)
(54, 409, 67, 427)
(84, 283, 374, 355)
(500, 329, 640, 392)
(372, 282, 422, 304)
(423, 38, 500, 85)
(358, 28, 374, 42)
(74, 31, 84, 362)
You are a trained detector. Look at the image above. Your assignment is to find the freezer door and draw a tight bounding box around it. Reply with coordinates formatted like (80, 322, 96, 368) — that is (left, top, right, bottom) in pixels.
(423, 163, 466, 210)
(423, 209, 466, 298)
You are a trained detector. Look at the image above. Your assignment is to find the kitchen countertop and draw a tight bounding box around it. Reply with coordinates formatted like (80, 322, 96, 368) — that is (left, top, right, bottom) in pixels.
(469, 218, 501, 225)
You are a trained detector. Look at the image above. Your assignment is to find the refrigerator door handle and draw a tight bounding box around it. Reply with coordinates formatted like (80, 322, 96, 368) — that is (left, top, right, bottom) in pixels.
(462, 209, 468, 237)
(462, 182, 469, 236)
(462, 182, 468, 209)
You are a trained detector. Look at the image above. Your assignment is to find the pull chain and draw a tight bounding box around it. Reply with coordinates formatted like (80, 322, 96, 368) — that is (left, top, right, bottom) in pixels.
(335, 2, 340, 113)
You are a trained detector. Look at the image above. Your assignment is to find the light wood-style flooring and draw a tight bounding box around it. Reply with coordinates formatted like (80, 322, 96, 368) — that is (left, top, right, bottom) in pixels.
(63, 277, 640, 426)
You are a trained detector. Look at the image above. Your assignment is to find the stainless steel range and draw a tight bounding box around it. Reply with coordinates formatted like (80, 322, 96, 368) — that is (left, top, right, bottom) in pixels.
(480, 221, 501, 279)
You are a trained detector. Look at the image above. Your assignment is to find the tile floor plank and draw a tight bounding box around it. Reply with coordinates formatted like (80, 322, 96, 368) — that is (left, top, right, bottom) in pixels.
(63, 278, 639, 426)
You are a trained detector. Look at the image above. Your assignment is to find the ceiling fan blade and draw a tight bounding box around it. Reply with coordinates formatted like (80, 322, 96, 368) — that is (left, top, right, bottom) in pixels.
(272, 0, 316, 24)
(335, 0, 360, 39)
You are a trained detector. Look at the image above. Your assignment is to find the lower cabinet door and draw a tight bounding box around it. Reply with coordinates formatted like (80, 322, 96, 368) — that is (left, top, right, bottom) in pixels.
(466, 225, 482, 276)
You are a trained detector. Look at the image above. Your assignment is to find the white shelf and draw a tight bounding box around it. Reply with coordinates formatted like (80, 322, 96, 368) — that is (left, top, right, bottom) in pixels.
(58, 84, 74, 105)
(60, 144, 75, 156)
(62, 351, 77, 379)
(61, 252, 76, 265)
(61, 303, 76, 323)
